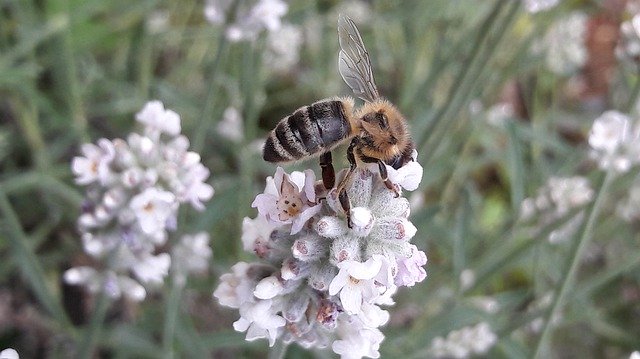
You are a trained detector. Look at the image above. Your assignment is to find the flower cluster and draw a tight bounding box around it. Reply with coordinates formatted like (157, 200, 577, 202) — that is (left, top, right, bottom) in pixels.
(535, 11, 588, 75)
(520, 176, 594, 243)
(205, 0, 288, 42)
(429, 322, 498, 359)
(588, 111, 640, 173)
(64, 101, 214, 301)
(215, 152, 426, 358)
(523, 0, 559, 14)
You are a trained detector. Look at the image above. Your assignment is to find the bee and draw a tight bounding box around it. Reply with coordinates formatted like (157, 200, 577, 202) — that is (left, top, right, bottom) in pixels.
(262, 14, 414, 227)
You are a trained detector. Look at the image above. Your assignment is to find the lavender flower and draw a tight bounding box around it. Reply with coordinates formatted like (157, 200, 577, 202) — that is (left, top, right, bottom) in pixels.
(588, 111, 640, 173)
(215, 157, 426, 358)
(429, 322, 498, 359)
(204, 0, 288, 42)
(523, 0, 559, 13)
(520, 176, 594, 244)
(65, 101, 214, 301)
(534, 12, 588, 75)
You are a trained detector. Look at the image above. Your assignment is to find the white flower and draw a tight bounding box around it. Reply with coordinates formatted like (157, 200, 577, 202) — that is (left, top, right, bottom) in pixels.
(130, 187, 177, 235)
(214, 262, 257, 308)
(332, 316, 384, 359)
(250, 0, 287, 32)
(72, 139, 115, 185)
(63, 267, 146, 301)
(252, 167, 322, 235)
(130, 252, 171, 285)
(617, 15, 640, 64)
(136, 100, 181, 137)
(204, 0, 232, 25)
(233, 299, 286, 347)
(216, 107, 244, 142)
(329, 257, 382, 315)
(254, 276, 284, 299)
(242, 215, 277, 256)
(265, 24, 304, 73)
(0, 349, 19, 359)
(539, 12, 588, 75)
(589, 111, 640, 173)
(172, 232, 212, 281)
(630, 351, 640, 359)
(430, 322, 498, 359)
(523, 0, 559, 13)
(385, 150, 423, 191)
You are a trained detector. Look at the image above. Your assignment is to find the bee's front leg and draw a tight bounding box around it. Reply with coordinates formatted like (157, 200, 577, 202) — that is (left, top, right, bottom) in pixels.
(336, 138, 359, 228)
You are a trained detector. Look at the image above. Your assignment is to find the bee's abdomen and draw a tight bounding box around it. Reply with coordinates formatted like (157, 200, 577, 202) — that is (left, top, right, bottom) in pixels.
(263, 100, 352, 163)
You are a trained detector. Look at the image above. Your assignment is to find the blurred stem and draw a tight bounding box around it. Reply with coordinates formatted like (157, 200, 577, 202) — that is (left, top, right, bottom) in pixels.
(0, 188, 70, 327)
(194, 32, 229, 152)
(10, 97, 48, 167)
(417, 0, 507, 151)
(77, 285, 111, 358)
(268, 341, 288, 359)
(46, 0, 88, 143)
(420, 0, 519, 162)
(162, 278, 184, 359)
(625, 66, 640, 112)
(532, 170, 614, 359)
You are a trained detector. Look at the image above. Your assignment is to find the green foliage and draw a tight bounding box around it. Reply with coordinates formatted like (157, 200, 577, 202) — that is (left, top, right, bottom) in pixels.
(1, 0, 639, 358)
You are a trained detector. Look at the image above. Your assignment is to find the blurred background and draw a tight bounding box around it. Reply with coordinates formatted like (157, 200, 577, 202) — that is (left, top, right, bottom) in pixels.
(1, 0, 640, 357)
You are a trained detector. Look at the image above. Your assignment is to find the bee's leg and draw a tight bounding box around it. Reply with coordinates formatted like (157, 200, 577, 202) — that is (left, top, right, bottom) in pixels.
(376, 160, 400, 198)
(336, 138, 359, 228)
(319, 152, 335, 189)
(359, 155, 400, 198)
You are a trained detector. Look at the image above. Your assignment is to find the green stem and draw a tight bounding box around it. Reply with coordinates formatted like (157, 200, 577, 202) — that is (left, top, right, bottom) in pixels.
(532, 170, 615, 358)
(77, 285, 111, 358)
(0, 188, 70, 326)
(162, 278, 184, 359)
(193, 34, 229, 152)
(625, 67, 640, 112)
(417, 0, 506, 149)
(268, 341, 289, 359)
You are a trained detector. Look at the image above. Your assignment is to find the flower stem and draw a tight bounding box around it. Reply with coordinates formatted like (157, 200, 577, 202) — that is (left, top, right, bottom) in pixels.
(0, 188, 70, 327)
(268, 341, 289, 359)
(162, 278, 184, 359)
(532, 170, 614, 358)
(77, 284, 111, 358)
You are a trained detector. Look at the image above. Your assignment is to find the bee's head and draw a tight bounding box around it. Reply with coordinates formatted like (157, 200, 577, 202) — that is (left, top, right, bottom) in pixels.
(358, 100, 408, 149)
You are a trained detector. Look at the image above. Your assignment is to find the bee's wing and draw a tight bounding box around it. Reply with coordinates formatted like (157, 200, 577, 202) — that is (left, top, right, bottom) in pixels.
(337, 14, 380, 102)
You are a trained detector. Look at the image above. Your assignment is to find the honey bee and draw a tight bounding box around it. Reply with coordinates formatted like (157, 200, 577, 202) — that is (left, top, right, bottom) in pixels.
(262, 15, 414, 227)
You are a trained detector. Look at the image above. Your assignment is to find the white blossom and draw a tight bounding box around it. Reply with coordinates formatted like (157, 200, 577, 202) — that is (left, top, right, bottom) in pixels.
(216, 107, 244, 142)
(172, 232, 212, 282)
(430, 322, 498, 358)
(589, 111, 640, 173)
(206, 0, 288, 42)
(537, 12, 588, 75)
(66, 101, 214, 300)
(264, 24, 304, 73)
(216, 157, 426, 356)
(523, 0, 559, 13)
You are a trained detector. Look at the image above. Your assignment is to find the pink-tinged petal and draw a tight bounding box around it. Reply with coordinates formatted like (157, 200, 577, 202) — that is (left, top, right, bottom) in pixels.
(329, 270, 349, 295)
(290, 203, 322, 235)
(302, 169, 317, 203)
(340, 285, 363, 314)
(233, 317, 251, 332)
(273, 167, 287, 193)
(251, 193, 280, 220)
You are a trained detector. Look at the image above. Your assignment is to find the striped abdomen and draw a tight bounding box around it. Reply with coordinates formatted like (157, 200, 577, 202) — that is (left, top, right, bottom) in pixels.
(263, 99, 353, 163)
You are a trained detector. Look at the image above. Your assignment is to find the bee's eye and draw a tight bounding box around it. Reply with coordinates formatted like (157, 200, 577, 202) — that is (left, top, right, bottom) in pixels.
(375, 112, 388, 129)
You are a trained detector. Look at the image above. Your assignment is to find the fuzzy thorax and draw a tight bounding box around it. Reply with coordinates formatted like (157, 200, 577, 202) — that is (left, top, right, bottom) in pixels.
(355, 99, 411, 162)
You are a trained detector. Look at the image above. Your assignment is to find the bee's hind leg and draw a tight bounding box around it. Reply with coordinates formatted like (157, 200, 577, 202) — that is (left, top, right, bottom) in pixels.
(319, 152, 335, 189)
(336, 138, 359, 228)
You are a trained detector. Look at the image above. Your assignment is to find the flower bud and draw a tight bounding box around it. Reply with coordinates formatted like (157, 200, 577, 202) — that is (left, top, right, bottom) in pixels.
(369, 218, 417, 242)
(292, 235, 325, 262)
(330, 235, 360, 264)
(283, 293, 310, 322)
(308, 263, 336, 291)
(314, 216, 347, 238)
(350, 207, 374, 237)
(281, 257, 310, 281)
(254, 275, 284, 299)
